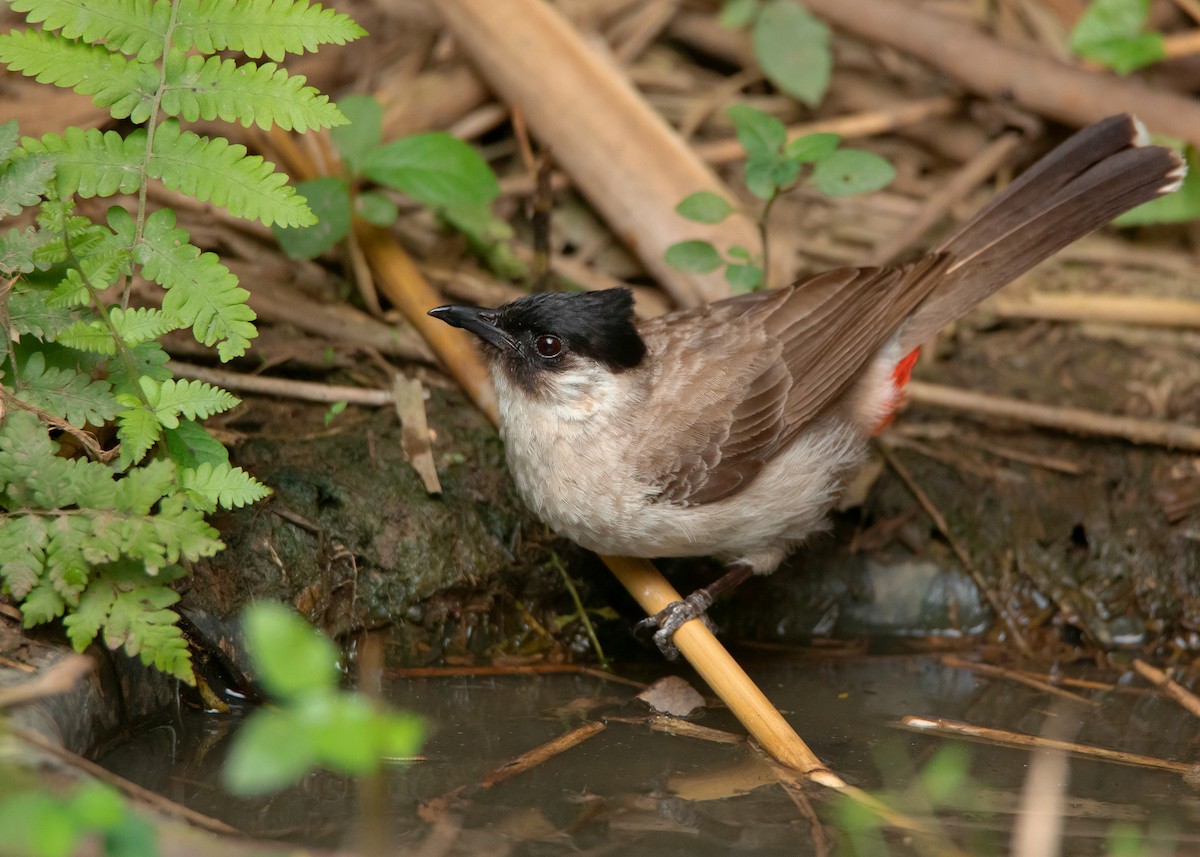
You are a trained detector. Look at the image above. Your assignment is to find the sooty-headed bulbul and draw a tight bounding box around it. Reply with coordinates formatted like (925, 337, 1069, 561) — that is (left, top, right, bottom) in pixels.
(429, 115, 1185, 656)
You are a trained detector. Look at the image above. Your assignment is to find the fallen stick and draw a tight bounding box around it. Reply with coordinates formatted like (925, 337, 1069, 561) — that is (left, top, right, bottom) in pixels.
(906, 381, 1200, 451)
(941, 655, 1097, 707)
(481, 721, 606, 788)
(802, 0, 1200, 143)
(990, 293, 1200, 329)
(168, 360, 393, 406)
(1132, 658, 1200, 720)
(901, 715, 1198, 777)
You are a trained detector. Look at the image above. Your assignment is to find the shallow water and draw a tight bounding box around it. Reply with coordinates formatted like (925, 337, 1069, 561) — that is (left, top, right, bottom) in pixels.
(99, 654, 1200, 855)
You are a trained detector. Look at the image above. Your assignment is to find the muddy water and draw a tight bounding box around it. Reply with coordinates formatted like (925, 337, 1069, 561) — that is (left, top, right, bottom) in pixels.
(99, 655, 1200, 855)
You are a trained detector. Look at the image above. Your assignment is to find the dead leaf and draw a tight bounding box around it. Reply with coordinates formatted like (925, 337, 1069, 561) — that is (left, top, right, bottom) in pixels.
(393, 374, 442, 495)
(636, 675, 705, 717)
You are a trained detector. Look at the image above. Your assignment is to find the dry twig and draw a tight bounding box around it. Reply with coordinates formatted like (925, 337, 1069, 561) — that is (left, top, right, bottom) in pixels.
(1132, 658, 1200, 720)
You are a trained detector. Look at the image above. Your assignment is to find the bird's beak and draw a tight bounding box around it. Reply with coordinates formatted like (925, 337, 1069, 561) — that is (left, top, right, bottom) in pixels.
(427, 304, 519, 352)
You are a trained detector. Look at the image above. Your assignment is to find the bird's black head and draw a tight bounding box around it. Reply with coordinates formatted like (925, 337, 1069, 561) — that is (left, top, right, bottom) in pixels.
(428, 288, 647, 394)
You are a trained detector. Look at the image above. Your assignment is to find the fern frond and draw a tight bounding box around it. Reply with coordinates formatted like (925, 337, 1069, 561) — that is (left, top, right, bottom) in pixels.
(0, 226, 46, 275)
(20, 581, 66, 625)
(0, 146, 57, 216)
(175, 0, 366, 63)
(64, 562, 193, 682)
(0, 514, 48, 598)
(0, 30, 159, 123)
(162, 52, 345, 132)
(105, 340, 171, 402)
(14, 350, 118, 427)
(9, 0, 170, 62)
(56, 318, 117, 355)
(115, 400, 160, 468)
(180, 461, 272, 511)
(46, 516, 91, 602)
(0, 119, 19, 163)
(147, 121, 313, 227)
(141, 376, 240, 427)
(149, 493, 224, 567)
(130, 208, 258, 359)
(109, 306, 178, 346)
(8, 288, 81, 340)
(115, 457, 175, 514)
(22, 127, 145, 198)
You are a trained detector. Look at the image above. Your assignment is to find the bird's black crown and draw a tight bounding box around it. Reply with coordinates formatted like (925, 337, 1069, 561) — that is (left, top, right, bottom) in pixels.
(499, 288, 646, 371)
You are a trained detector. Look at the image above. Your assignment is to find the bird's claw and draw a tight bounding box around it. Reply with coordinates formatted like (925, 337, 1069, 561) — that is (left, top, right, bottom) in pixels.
(635, 591, 718, 660)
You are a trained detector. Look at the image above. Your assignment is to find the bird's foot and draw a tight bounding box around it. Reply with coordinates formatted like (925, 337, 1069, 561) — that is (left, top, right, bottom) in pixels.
(635, 591, 719, 660)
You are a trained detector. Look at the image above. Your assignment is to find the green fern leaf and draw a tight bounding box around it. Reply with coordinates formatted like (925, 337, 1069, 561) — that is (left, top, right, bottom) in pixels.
(8, 0, 170, 61)
(7, 287, 79, 339)
(0, 148, 57, 216)
(126, 208, 258, 359)
(115, 457, 175, 514)
(0, 515, 48, 598)
(0, 30, 159, 123)
(0, 225, 46, 274)
(45, 516, 90, 602)
(147, 120, 314, 227)
(63, 574, 114, 651)
(15, 350, 118, 426)
(56, 318, 117, 355)
(109, 306, 178, 346)
(175, 0, 366, 63)
(149, 493, 224, 566)
(22, 127, 145, 198)
(161, 51, 345, 132)
(115, 400, 160, 468)
(180, 461, 272, 511)
(107, 584, 191, 680)
(163, 419, 229, 469)
(141, 377, 240, 428)
(0, 119, 19, 163)
(105, 340, 171, 401)
(20, 581, 66, 626)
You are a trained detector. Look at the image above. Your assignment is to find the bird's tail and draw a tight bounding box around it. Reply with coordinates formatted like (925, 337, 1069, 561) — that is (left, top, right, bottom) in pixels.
(898, 115, 1186, 352)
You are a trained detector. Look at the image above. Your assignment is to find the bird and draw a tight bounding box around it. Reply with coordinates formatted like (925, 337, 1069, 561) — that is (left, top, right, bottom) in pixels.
(428, 115, 1185, 656)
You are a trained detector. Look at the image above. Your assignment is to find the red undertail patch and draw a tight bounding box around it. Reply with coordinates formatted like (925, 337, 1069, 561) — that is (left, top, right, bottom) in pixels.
(871, 347, 921, 435)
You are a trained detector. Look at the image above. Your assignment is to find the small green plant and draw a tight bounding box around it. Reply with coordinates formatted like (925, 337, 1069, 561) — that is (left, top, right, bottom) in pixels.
(222, 602, 424, 795)
(0, 776, 157, 857)
(0, 0, 363, 681)
(718, 0, 832, 107)
(273, 94, 520, 276)
(666, 104, 894, 291)
(1070, 0, 1164, 74)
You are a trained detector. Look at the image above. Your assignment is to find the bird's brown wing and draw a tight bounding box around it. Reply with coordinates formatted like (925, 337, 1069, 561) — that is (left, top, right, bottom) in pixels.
(639, 256, 948, 506)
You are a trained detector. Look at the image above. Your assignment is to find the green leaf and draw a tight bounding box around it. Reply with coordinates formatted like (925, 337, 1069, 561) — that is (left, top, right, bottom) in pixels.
(15, 350, 118, 427)
(664, 240, 723, 273)
(331, 94, 383, 174)
(720, 0, 761, 29)
(675, 191, 734, 224)
(148, 120, 315, 228)
(356, 190, 398, 227)
(363, 132, 500, 208)
(0, 225, 46, 275)
(109, 306, 178, 347)
(0, 118, 21, 163)
(22, 582, 66, 626)
(174, 0, 367, 64)
(179, 461, 272, 511)
(745, 152, 800, 198)
(21, 127, 145, 198)
(0, 149, 57, 216)
(726, 263, 763, 292)
(160, 51, 347, 132)
(7, 286, 79, 339)
(128, 208, 257, 360)
(140, 377, 239, 429)
(1116, 144, 1200, 225)
(726, 104, 786, 157)
(784, 132, 841, 163)
(243, 602, 340, 699)
(56, 318, 117, 355)
(272, 177, 351, 259)
(163, 420, 231, 470)
(0, 514, 48, 598)
(752, 0, 832, 107)
(1070, 0, 1164, 74)
(8, 0, 171, 62)
(727, 245, 753, 261)
(116, 401, 160, 468)
(222, 708, 318, 794)
(0, 30, 158, 123)
(811, 148, 895, 196)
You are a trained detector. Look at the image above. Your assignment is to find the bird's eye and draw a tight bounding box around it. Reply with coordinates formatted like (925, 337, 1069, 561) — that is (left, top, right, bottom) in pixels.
(535, 334, 562, 359)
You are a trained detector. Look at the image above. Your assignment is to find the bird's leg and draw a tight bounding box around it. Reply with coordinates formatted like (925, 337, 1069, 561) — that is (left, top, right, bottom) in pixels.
(637, 562, 755, 659)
